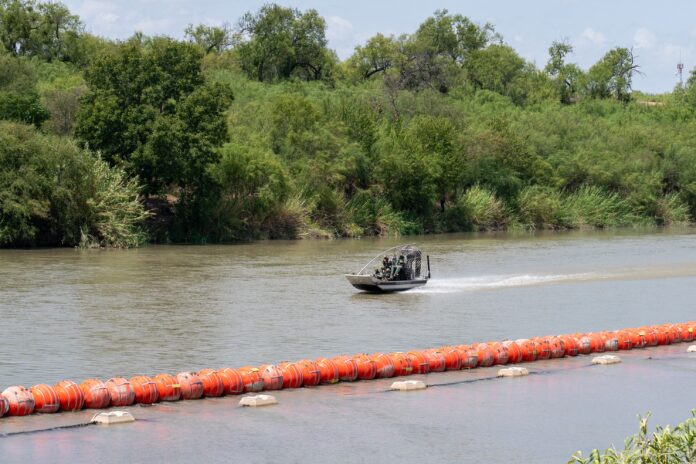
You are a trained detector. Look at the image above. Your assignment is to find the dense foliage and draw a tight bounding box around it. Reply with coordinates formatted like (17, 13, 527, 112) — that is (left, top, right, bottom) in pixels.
(2, 1, 696, 246)
(569, 411, 696, 463)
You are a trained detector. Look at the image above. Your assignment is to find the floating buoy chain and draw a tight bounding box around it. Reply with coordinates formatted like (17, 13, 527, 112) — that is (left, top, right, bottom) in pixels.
(0, 321, 693, 418)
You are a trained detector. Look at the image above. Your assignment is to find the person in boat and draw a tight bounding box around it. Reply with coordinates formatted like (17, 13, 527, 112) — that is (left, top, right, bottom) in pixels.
(375, 256, 392, 279)
(392, 255, 405, 280)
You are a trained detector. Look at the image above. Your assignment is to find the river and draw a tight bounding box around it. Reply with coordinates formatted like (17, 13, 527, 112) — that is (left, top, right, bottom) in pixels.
(1, 228, 695, 462)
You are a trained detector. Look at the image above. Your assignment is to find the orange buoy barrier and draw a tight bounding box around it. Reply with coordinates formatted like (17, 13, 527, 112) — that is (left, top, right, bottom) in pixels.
(315, 358, 340, 384)
(217, 368, 244, 395)
(331, 356, 358, 382)
(176, 372, 204, 400)
(152, 374, 181, 402)
(388, 352, 413, 376)
(353, 354, 377, 380)
(80, 379, 110, 409)
(54, 380, 84, 412)
(502, 341, 521, 364)
(2, 386, 35, 416)
(238, 367, 265, 392)
(259, 365, 284, 390)
(105, 377, 136, 406)
(198, 369, 225, 397)
(30, 384, 60, 414)
(422, 349, 447, 372)
(5, 320, 696, 420)
(455, 345, 478, 369)
(406, 351, 430, 374)
(130, 376, 158, 404)
(277, 362, 304, 388)
(369, 353, 395, 379)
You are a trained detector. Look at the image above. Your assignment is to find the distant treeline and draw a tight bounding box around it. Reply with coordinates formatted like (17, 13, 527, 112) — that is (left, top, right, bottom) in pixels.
(2, 1, 696, 247)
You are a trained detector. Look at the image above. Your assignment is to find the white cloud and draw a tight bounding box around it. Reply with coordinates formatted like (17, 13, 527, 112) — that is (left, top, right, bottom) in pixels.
(133, 18, 176, 35)
(634, 28, 656, 49)
(580, 27, 606, 46)
(326, 16, 353, 41)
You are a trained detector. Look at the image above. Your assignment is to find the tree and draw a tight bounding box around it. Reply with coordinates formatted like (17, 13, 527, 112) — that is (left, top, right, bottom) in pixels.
(585, 47, 640, 102)
(545, 40, 583, 104)
(0, 0, 83, 61)
(185, 23, 235, 54)
(236, 3, 334, 82)
(347, 33, 398, 79)
(0, 53, 49, 125)
(75, 36, 233, 196)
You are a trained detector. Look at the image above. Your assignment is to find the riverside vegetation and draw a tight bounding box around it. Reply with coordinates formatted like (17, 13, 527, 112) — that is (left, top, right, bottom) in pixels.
(569, 412, 696, 464)
(2, 2, 696, 246)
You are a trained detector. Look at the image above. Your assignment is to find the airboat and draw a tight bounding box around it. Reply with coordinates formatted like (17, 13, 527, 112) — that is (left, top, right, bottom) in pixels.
(345, 244, 430, 293)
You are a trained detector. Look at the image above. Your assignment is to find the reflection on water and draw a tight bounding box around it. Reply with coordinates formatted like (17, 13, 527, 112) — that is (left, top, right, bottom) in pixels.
(0, 228, 695, 462)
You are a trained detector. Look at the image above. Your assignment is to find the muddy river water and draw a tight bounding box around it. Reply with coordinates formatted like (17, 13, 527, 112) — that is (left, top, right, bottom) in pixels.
(1, 229, 695, 462)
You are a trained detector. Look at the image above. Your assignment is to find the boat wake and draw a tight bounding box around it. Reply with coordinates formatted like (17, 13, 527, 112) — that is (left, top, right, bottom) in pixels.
(412, 272, 602, 294)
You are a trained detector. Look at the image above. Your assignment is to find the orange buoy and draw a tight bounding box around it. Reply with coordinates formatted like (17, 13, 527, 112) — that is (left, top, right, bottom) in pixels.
(532, 338, 551, 360)
(353, 354, 377, 380)
(575, 335, 592, 355)
(0, 394, 8, 417)
(332, 355, 359, 382)
(237, 367, 266, 392)
(515, 339, 538, 362)
(544, 336, 562, 358)
(296, 360, 321, 386)
(217, 368, 244, 395)
(680, 323, 694, 342)
(487, 342, 510, 365)
(106, 377, 136, 406)
(627, 329, 647, 349)
(198, 369, 225, 397)
(502, 341, 522, 364)
(259, 364, 284, 390)
(422, 349, 446, 372)
(388, 352, 413, 376)
(600, 332, 619, 351)
(152, 374, 180, 402)
(315, 358, 340, 384)
(30, 384, 60, 414)
(278, 362, 304, 388)
(667, 325, 682, 344)
(2, 386, 35, 416)
(640, 327, 659, 346)
(587, 333, 605, 353)
(176, 372, 204, 400)
(559, 335, 578, 357)
(79, 379, 110, 409)
(130, 376, 158, 404)
(406, 351, 430, 374)
(471, 343, 494, 367)
(439, 346, 462, 370)
(54, 380, 84, 412)
(369, 353, 395, 379)
(455, 345, 478, 369)
(654, 327, 670, 346)
(615, 331, 633, 351)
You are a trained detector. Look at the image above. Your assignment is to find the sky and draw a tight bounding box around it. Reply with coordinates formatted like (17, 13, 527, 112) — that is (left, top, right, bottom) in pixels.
(61, 0, 696, 94)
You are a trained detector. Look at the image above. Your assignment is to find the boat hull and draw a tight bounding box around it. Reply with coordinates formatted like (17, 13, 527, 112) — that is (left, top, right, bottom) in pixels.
(345, 274, 428, 293)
